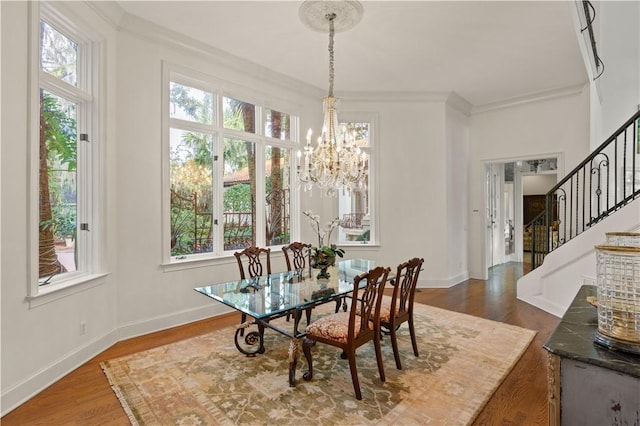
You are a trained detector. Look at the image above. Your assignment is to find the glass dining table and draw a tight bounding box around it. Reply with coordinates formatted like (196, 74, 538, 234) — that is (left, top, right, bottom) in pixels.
(194, 258, 384, 386)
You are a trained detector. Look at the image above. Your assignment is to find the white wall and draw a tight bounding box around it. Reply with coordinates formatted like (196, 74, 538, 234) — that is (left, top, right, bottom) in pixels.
(599, 1, 640, 139)
(1, 1, 119, 413)
(468, 89, 591, 279)
(446, 101, 471, 282)
(523, 175, 557, 195)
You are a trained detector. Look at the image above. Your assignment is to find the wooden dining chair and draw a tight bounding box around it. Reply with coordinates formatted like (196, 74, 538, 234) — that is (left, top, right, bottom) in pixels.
(234, 246, 272, 280)
(282, 242, 313, 324)
(282, 241, 346, 315)
(234, 246, 272, 336)
(301, 266, 391, 400)
(379, 257, 424, 370)
(282, 241, 311, 272)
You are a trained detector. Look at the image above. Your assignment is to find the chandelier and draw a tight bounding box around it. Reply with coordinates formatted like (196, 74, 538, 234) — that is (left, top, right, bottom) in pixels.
(297, 1, 367, 196)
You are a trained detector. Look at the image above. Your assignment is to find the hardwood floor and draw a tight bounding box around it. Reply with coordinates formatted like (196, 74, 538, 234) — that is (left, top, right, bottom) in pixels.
(1, 262, 559, 425)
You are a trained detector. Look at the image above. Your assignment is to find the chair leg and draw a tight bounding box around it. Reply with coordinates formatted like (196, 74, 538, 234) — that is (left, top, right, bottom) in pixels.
(305, 307, 312, 325)
(374, 330, 387, 381)
(334, 296, 348, 313)
(346, 349, 362, 400)
(408, 316, 419, 357)
(389, 327, 402, 370)
(302, 337, 315, 381)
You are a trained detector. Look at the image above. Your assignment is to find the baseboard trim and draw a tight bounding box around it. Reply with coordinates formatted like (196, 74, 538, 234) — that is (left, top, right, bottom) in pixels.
(1, 304, 232, 417)
(517, 293, 564, 318)
(417, 271, 470, 289)
(1, 330, 119, 416)
(117, 304, 231, 341)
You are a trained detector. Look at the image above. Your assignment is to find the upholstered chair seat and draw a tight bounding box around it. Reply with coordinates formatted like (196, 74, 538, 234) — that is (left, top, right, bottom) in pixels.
(378, 296, 393, 323)
(305, 312, 367, 343)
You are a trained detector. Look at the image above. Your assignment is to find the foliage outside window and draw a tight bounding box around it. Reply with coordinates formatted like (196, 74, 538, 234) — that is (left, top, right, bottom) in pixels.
(36, 14, 94, 286)
(337, 121, 372, 244)
(167, 73, 296, 261)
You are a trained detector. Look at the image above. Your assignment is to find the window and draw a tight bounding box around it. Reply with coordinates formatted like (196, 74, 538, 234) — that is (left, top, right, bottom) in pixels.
(31, 3, 101, 296)
(337, 120, 374, 244)
(165, 68, 297, 263)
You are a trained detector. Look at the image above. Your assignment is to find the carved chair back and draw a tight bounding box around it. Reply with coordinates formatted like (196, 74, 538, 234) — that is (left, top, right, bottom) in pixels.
(234, 246, 272, 280)
(282, 242, 311, 271)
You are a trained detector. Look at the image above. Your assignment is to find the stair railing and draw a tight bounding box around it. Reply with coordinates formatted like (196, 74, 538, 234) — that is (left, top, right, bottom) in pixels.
(532, 110, 640, 269)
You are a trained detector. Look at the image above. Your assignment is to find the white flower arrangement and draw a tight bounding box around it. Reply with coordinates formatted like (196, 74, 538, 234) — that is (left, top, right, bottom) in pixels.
(302, 210, 340, 248)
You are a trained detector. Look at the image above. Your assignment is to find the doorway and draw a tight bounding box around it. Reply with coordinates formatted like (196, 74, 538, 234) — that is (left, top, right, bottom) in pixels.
(485, 157, 558, 271)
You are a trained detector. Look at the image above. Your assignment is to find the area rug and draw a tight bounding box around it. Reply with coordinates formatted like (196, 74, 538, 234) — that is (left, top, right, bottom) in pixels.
(101, 303, 536, 425)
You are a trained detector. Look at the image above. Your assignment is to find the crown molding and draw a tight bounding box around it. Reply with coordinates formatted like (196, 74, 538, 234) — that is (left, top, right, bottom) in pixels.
(107, 9, 324, 100)
(445, 92, 473, 116)
(472, 83, 588, 115)
(84, 0, 126, 30)
(335, 90, 472, 115)
(339, 91, 451, 103)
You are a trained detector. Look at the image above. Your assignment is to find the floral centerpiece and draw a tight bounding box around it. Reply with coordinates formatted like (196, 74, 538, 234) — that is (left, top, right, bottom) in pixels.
(303, 210, 345, 279)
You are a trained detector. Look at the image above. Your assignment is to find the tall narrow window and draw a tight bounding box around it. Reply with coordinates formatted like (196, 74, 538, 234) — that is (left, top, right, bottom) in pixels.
(223, 137, 255, 249)
(265, 108, 292, 247)
(35, 10, 98, 289)
(337, 121, 372, 244)
(165, 68, 298, 263)
(39, 90, 78, 276)
(265, 145, 291, 246)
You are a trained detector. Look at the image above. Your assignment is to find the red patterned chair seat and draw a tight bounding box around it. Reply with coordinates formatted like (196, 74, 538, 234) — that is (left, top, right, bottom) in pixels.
(305, 312, 368, 344)
(378, 295, 393, 323)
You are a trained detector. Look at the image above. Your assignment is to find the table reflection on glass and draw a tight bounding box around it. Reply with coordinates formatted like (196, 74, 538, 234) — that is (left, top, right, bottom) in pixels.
(194, 258, 382, 386)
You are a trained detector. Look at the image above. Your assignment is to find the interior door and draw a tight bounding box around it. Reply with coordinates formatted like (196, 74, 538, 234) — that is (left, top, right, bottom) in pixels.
(486, 163, 505, 268)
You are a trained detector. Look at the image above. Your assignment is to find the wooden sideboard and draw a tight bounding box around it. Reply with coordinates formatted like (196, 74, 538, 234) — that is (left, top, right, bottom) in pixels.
(543, 285, 640, 425)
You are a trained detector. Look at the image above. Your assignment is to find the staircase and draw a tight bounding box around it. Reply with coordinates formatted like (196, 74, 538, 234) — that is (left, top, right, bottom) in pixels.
(517, 111, 640, 317)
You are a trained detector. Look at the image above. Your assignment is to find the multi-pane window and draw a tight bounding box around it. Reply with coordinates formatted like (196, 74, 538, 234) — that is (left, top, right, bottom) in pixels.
(35, 10, 97, 289)
(166, 72, 296, 262)
(337, 121, 372, 244)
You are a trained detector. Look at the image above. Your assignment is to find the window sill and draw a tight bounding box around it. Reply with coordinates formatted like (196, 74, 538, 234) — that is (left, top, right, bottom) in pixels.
(338, 242, 380, 248)
(162, 251, 287, 273)
(28, 272, 110, 309)
(162, 251, 247, 273)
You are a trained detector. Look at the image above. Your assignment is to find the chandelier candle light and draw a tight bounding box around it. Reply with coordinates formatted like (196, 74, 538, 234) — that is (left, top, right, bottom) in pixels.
(297, 0, 368, 196)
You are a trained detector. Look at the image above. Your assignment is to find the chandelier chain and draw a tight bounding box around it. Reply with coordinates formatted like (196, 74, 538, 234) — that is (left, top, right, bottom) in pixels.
(327, 13, 336, 97)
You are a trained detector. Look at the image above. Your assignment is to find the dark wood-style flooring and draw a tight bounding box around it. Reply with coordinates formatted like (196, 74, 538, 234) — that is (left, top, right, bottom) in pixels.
(1, 262, 559, 425)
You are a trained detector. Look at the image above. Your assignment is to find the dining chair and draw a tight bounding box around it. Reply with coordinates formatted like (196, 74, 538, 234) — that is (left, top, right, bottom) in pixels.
(379, 257, 424, 370)
(282, 241, 311, 272)
(234, 246, 272, 280)
(282, 242, 313, 324)
(234, 246, 272, 337)
(301, 266, 391, 400)
(282, 241, 347, 316)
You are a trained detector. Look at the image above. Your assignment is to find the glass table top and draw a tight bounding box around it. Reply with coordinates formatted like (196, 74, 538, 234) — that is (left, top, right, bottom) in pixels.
(194, 258, 381, 319)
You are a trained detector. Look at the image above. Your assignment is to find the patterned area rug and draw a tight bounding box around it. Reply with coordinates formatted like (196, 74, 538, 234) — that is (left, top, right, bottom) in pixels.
(101, 303, 536, 425)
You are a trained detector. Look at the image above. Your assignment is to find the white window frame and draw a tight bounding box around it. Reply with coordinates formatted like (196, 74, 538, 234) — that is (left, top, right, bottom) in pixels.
(336, 112, 379, 246)
(161, 63, 300, 268)
(27, 2, 105, 306)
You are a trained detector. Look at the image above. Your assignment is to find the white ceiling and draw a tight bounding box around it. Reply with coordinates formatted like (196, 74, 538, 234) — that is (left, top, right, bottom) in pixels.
(115, 1, 588, 107)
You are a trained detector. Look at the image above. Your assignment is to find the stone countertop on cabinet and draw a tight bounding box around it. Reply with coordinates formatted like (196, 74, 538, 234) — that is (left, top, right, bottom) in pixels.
(543, 285, 640, 378)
